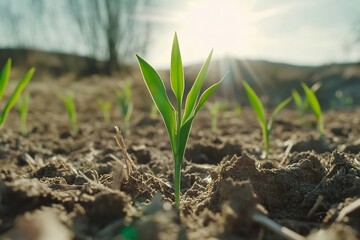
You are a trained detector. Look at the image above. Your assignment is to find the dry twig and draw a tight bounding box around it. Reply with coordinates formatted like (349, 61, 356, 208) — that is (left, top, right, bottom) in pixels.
(114, 126, 134, 177)
(307, 195, 324, 219)
(252, 213, 305, 240)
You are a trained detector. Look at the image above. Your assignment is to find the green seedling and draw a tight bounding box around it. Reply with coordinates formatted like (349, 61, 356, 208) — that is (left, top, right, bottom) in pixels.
(301, 83, 324, 136)
(98, 98, 111, 124)
(243, 82, 292, 159)
(18, 92, 30, 136)
(116, 81, 133, 134)
(136, 33, 226, 207)
(234, 102, 242, 116)
(292, 82, 321, 117)
(60, 92, 78, 133)
(333, 90, 353, 108)
(207, 101, 222, 132)
(291, 89, 306, 117)
(0, 59, 34, 128)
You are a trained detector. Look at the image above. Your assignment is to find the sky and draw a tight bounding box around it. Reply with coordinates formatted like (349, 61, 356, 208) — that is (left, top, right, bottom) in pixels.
(0, 0, 359, 67)
(145, 0, 360, 67)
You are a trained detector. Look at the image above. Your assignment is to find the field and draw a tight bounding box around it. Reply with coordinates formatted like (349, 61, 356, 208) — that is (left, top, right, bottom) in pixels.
(0, 67, 360, 240)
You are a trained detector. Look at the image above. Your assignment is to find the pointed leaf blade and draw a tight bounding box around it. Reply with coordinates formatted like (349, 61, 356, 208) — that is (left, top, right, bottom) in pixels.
(291, 90, 303, 111)
(302, 82, 324, 135)
(136, 54, 177, 147)
(177, 118, 193, 166)
(170, 33, 184, 110)
(194, 73, 227, 115)
(268, 96, 292, 130)
(0, 68, 35, 127)
(0, 59, 11, 102)
(301, 83, 321, 119)
(183, 49, 213, 122)
(243, 82, 266, 129)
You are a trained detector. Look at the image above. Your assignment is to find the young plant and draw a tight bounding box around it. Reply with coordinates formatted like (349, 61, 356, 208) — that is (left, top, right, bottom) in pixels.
(136, 33, 226, 207)
(207, 101, 221, 132)
(292, 82, 321, 117)
(301, 83, 324, 136)
(234, 102, 242, 116)
(18, 92, 30, 136)
(60, 92, 78, 133)
(98, 98, 112, 124)
(291, 89, 306, 117)
(243, 82, 292, 159)
(115, 81, 133, 134)
(0, 59, 35, 128)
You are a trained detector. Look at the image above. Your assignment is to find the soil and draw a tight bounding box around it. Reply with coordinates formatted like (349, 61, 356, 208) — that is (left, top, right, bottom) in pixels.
(0, 74, 360, 240)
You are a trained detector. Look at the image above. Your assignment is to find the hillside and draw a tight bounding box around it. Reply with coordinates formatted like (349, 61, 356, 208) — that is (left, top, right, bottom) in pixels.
(1, 48, 359, 109)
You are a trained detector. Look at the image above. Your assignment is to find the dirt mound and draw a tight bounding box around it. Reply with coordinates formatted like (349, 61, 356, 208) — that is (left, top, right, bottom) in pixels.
(0, 77, 360, 239)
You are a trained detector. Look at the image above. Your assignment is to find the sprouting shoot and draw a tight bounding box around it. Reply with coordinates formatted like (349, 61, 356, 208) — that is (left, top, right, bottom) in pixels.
(115, 81, 133, 134)
(136, 33, 227, 207)
(60, 92, 78, 133)
(98, 98, 112, 124)
(301, 83, 324, 135)
(243, 82, 292, 159)
(0, 59, 34, 128)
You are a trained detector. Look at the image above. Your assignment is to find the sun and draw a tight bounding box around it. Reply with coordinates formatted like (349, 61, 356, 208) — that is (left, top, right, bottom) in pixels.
(177, 0, 255, 62)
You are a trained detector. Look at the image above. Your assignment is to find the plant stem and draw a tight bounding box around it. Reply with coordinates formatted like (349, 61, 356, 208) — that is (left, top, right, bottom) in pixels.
(175, 101, 182, 208)
(318, 115, 324, 136)
(174, 157, 182, 208)
(20, 109, 28, 136)
(262, 127, 269, 159)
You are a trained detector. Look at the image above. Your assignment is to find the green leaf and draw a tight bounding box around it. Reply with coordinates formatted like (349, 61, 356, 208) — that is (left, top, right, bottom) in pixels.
(243, 82, 266, 129)
(177, 118, 193, 166)
(302, 82, 324, 135)
(183, 49, 213, 123)
(171, 33, 184, 111)
(268, 97, 292, 130)
(194, 74, 227, 115)
(291, 90, 303, 111)
(0, 59, 11, 102)
(60, 92, 77, 132)
(136, 54, 177, 148)
(0, 68, 34, 127)
(301, 83, 321, 119)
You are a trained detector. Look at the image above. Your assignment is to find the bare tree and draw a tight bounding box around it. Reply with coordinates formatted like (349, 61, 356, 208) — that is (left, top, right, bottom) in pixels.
(67, 0, 153, 75)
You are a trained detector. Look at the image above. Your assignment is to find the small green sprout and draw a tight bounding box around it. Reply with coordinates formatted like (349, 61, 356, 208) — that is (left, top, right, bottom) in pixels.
(60, 92, 78, 133)
(0, 59, 34, 128)
(234, 102, 242, 116)
(292, 82, 321, 117)
(116, 81, 133, 134)
(98, 98, 112, 124)
(207, 101, 222, 132)
(18, 92, 30, 136)
(301, 83, 324, 135)
(136, 33, 226, 207)
(243, 82, 292, 159)
(334, 90, 353, 108)
(291, 89, 306, 117)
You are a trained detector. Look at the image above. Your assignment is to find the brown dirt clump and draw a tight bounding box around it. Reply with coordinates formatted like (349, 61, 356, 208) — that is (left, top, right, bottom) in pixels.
(1, 76, 360, 239)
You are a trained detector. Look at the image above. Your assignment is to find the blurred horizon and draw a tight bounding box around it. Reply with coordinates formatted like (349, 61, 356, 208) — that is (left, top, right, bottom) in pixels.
(0, 0, 359, 68)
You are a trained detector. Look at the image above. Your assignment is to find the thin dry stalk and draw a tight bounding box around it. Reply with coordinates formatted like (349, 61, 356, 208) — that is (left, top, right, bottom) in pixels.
(251, 213, 305, 240)
(114, 126, 134, 177)
(307, 195, 324, 219)
(311, 164, 342, 193)
(336, 198, 360, 222)
(23, 153, 37, 171)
